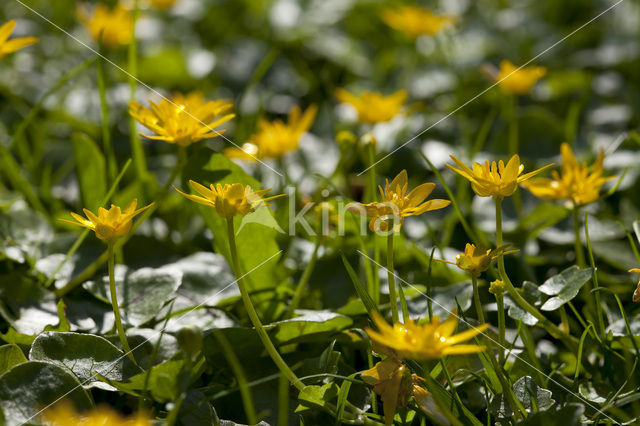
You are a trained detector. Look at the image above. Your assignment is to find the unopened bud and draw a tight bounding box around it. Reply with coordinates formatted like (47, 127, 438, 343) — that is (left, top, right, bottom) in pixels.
(488, 280, 505, 296)
(176, 325, 203, 356)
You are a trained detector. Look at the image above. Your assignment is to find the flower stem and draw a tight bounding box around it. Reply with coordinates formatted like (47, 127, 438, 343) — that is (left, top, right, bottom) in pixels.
(97, 43, 117, 186)
(572, 205, 585, 268)
(494, 198, 572, 342)
(128, 0, 149, 196)
(387, 230, 399, 323)
(471, 276, 485, 323)
(495, 293, 505, 364)
(367, 142, 381, 304)
(226, 217, 304, 391)
(288, 234, 324, 316)
(108, 243, 137, 365)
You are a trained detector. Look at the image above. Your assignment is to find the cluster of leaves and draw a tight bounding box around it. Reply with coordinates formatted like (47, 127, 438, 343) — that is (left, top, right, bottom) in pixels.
(1, 0, 640, 425)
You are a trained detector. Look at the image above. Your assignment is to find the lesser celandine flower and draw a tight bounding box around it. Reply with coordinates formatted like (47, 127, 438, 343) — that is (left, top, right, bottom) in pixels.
(349, 170, 450, 232)
(60, 199, 153, 244)
(77, 3, 134, 48)
(0, 20, 38, 59)
(43, 400, 151, 426)
(224, 105, 317, 161)
(446, 154, 553, 199)
(496, 60, 546, 95)
(381, 6, 455, 39)
(335, 89, 407, 124)
(174, 180, 283, 219)
(628, 269, 640, 303)
(129, 92, 234, 147)
(437, 243, 517, 277)
(366, 311, 488, 361)
(522, 143, 615, 207)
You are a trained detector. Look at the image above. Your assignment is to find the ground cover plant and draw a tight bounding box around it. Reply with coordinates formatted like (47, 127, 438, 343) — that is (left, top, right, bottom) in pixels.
(0, 0, 640, 424)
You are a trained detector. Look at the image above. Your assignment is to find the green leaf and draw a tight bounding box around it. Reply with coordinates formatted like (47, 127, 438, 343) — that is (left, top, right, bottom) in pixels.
(407, 281, 473, 319)
(0, 344, 27, 375)
(341, 253, 379, 317)
(100, 358, 187, 402)
(296, 382, 340, 412)
(512, 376, 555, 412)
(29, 332, 142, 390)
(181, 148, 284, 292)
(0, 361, 93, 426)
(0, 208, 53, 264)
(179, 390, 220, 426)
(506, 281, 543, 326)
(71, 133, 106, 211)
(0, 272, 67, 342)
(83, 265, 183, 326)
(538, 266, 593, 311)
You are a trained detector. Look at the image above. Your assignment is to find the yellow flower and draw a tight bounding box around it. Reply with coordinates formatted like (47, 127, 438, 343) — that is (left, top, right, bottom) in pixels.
(0, 20, 38, 59)
(437, 243, 517, 277)
(366, 311, 488, 361)
(446, 154, 553, 199)
(224, 105, 317, 161)
(150, 0, 178, 9)
(43, 400, 151, 425)
(381, 6, 455, 38)
(522, 143, 615, 207)
(335, 89, 406, 124)
(129, 92, 234, 147)
(362, 358, 422, 426)
(77, 3, 134, 48)
(59, 199, 153, 243)
(496, 60, 546, 95)
(628, 269, 640, 303)
(349, 170, 450, 232)
(175, 180, 284, 219)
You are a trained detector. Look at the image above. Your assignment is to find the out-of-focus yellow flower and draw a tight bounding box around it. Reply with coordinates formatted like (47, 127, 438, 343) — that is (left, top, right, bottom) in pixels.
(129, 92, 234, 147)
(60, 199, 153, 244)
(224, 105, 317, 161)
(361, 359, 412, 426)
(437, 243, 517, 277)
(496, 60, 546, 95)
(43, 400, 151, 425)
(447, 154, 553, 199)
(381, 6, 455, 39)
(366, 311, 488, 361)
(349, 170, 450, 232)
(336, 130, 357, 146)
(335, 89, 406, 124)
(0, 20, 38, 59)
(175, 180, 284, 219)
(628, 269, 640, 303)
(150, 0, 178, 9)
(77, 3, 134, 48)
(522, 143, 615, 207)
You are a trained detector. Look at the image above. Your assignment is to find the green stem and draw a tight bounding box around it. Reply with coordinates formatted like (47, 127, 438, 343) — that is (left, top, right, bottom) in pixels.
(226, 217, 304, 391)
(278, 372, 289, 426)
(386, 230, 399, 323)
(471, 276, 485, 323)
(128, 0, 149, 194)
(213, 329, 257, 425)
(368, 142, 381, 303)
(584, 214, 606, 337)
(97, 46, 117, 185)
(494, 197, 572, 342)
(288, 234, 324, 316)
(572, 205, 585, 267)
(55, 148, 187, 297)
(108, 243, 137, 365)
(496, 293, 505, 364)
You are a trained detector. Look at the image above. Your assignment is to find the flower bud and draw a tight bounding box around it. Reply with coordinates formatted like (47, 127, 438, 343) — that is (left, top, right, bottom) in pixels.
(176, 325, 203, 356)
(489, 280, 505, 296)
